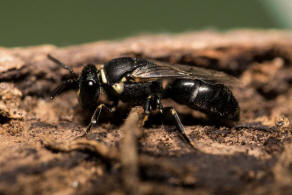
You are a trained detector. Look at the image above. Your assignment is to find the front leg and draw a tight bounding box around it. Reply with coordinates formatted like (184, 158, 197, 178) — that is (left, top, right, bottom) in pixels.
(86, 103, 117, 133)
(77, 102, 117, 138)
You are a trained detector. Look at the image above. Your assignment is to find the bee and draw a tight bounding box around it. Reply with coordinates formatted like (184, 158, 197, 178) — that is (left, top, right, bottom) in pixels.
(48, 55, 240, 149)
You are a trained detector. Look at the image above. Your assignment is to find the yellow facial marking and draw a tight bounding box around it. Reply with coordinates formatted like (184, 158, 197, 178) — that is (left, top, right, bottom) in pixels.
(77, 89, 80, 97)
(112, 82, 124, 94)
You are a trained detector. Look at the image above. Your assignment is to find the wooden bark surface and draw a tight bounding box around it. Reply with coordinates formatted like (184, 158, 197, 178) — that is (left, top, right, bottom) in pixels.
(1, 30, 292, 194)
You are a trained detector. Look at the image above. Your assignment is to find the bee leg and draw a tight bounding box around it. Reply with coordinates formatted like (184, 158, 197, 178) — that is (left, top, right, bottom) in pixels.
(80, 104, 116, 137)
(162, 107, 197, 151)
(85, 104, 104, 134)
(141, 96, 152, 127)
(154, 95, 163, 112)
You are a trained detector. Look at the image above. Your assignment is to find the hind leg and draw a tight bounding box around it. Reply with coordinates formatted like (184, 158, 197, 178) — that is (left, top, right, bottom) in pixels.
(143, 95, 197, 150)
(162, 106, 197, 150)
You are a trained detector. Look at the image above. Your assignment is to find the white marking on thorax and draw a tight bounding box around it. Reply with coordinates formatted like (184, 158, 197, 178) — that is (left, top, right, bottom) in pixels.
(100, 68, 107, 84)
(112, 82, 124, 94)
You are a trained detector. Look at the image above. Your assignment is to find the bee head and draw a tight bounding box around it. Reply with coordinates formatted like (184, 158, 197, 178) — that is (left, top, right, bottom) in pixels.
(78, 64, 100, 109)
(48, 55, 100, 110)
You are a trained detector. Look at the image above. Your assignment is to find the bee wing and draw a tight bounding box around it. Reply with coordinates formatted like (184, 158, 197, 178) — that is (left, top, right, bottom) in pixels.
(131, 60, 239, 87)
(131, 61, 191, 79)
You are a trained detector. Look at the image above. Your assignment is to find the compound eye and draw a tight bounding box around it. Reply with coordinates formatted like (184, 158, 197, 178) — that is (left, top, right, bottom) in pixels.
(88, 80, 95, 86)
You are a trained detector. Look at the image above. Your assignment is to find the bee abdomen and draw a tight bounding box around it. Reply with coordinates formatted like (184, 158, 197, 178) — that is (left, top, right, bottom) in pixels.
(165, 79, 240, 121)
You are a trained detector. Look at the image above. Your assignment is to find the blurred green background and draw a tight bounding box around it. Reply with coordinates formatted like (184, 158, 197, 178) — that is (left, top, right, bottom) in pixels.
(0, 0, 290, 47)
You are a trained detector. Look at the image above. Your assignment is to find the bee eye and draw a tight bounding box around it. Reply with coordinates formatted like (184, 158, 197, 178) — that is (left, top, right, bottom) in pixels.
(88, 80, 94, 86)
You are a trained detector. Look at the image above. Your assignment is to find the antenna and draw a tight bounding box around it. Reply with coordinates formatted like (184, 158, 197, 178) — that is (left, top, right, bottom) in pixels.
(48, 54, 79, 99)
(50, 79, 78, 99)
(47, 54, 78, 78)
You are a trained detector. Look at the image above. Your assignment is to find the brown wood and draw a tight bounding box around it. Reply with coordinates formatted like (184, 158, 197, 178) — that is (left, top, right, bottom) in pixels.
(1, 30, 292, 194)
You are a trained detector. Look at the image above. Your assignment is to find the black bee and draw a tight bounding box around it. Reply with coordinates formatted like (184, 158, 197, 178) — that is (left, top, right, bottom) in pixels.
(48, 55, 240, 149)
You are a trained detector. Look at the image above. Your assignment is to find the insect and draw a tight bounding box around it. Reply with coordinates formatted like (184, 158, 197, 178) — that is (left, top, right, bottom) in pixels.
(48, 55, 240, 149)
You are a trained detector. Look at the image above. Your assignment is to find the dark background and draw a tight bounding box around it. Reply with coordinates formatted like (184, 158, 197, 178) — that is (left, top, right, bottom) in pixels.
(0, 0, 288, 47)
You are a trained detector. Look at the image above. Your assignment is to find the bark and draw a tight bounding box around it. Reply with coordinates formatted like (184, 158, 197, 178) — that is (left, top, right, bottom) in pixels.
(1, 30, 292, 194)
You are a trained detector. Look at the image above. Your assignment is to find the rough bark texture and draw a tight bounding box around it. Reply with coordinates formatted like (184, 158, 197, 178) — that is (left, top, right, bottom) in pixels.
(1, 30, 292, 194)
